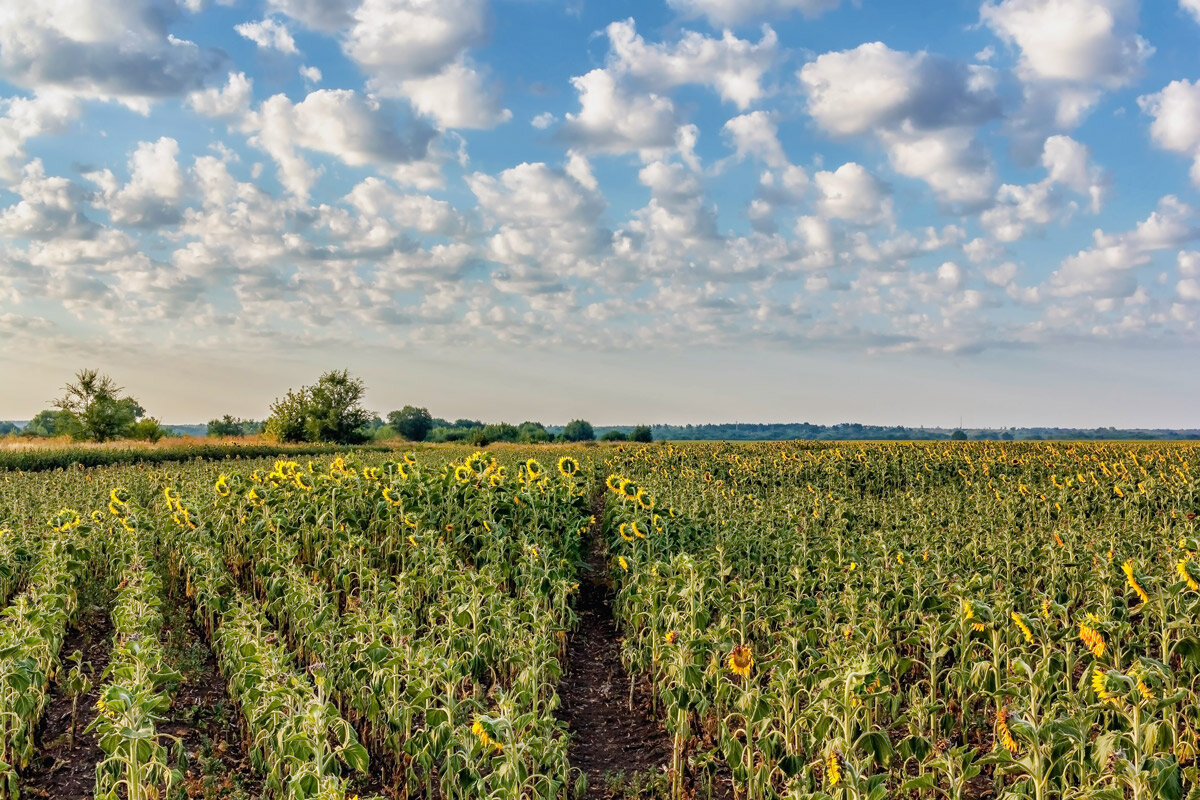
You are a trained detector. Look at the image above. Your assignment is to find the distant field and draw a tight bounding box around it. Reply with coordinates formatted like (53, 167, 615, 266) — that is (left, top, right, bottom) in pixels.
(0, 441, 1197, 800)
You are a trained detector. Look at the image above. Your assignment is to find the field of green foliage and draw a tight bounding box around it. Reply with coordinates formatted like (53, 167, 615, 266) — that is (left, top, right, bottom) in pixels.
(1, 441, 1198, 800)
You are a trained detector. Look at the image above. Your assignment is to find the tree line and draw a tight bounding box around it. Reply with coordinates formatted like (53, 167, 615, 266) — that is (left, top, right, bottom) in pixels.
(3, 368, 652, 446)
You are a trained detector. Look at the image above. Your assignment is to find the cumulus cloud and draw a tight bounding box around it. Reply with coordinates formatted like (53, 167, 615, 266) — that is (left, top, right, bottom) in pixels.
(667, 0, 841, 26)
(245, 90, 438, 198)
(186, 71, 254, 118)
(799, 42, 1001, 206)
(468, 159, 610, 293)
(559, 69, 680, 156)
(91, 137, 187, 228)
(981, 0, 1151, 145)
(1139, 79, 1200, 187)
(340, 0, 508, 129)
(1048, 195, 1200, 298)
(0, 0, 226, 108)
(235, 18, 298, 54)
(1184, 0, 1200, 24)
(604, 19, 777, 109)
(813, 162, 893, 225)
(0, 92, 80, 185)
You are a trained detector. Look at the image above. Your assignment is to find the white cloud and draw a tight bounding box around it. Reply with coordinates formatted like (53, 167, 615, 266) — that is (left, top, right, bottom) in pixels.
(245, 90, 438, 198)
(666, 0, 841, 26)
(0, 0, 225, 106)
(468, 160, 610, 291)
(1048, 195, 1200, 297)
(1041, 134, 1105, 210)
(532, 112, 556, 130)
(235, 17, 298, 54)
(982, 0, 1151, 138)
(186, 72, 254, 118)
(299, 65, 322, 83)
(94, 137, 187, 228)
(394, 59, 511, 129)
(560, 69, 679, 156)
(814, 162, 892, 225)
(1139, 79, 1200, 187)
(722, 111, 788, 167)
(338, 0, 508, 129)
(604, 18, 777, 109)
(799, 43, 1001, 206)
(1184, 0, 1200, 23)
(0, 91, 80, 185)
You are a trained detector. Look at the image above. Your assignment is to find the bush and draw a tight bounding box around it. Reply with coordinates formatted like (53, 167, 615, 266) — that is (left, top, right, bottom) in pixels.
(562, 419, 595, 442)
(265, 371, 373, 444)
(630, 425, 653, 443)
(601, 430, 627, 442)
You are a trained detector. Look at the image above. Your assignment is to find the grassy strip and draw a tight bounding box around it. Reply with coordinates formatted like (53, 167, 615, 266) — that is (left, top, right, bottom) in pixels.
(0, 442, 398, 473)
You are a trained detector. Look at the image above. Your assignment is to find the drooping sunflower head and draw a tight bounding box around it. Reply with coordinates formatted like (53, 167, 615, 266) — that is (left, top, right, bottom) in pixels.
(525, 458, 543, 478)
(621, 480, 639, 501)
(403, 452, 418, 466)
(453, 464, 473, 484)
(110, 487, 131, 506)
(557, 456, 580, 477)
(466, 451, 490, 474)
(215, 475, 231, 498)
(605, 474, 623, 494)
(727, 644, 754, 678)
(636, 488, 654, 510)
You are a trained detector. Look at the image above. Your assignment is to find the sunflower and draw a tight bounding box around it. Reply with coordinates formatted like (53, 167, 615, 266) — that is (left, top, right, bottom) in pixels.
(619, 523, 634, 542)
(635, 488, 654, 510)
(621, 480, 639, 502)
(1122, 560, 1149, 604)
(215, 475, 231, 498)
(403, 452, 417, 466)
(605, 474, 623, 494)
(1080, 623, 1106, 658)
(453, 464, 473, 483)
(727, 644, 753, 678)
(557, 456, 580, 477)
(996, 708, 1020, 754)
(1011, 612, 1034, 644)
(525, 458, 543, 478)
(466, 451, 490, 474)
(826, 752, 841, 787)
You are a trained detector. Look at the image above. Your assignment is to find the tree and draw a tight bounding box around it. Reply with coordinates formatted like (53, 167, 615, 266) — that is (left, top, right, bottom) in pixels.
(387, 406, 433, 442)
(22, 410, 66, 437)
(0, 421, 17, 436)
(517, 421, 549, 443)
(265, 370, 373, 444)
(630, 425, 653, 443)
(208, 415, 248, 437)
(562, 419, 595, 442)
(950, 429, 968, 441)
(601, 430, 627, 442)
(55, 369, 145, 442)
(264, 387, 311, 443)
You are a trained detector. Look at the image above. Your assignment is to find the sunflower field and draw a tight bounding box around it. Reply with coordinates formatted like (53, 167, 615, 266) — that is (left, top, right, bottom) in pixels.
(0, 441, 1197, 800)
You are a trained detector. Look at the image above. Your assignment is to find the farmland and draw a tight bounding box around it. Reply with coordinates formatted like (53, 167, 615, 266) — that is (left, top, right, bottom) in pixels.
(0, 441, 1198, 800)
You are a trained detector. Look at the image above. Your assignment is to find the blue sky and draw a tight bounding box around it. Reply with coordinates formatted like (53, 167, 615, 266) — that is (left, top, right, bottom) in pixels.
(1, 0, 1199, 427)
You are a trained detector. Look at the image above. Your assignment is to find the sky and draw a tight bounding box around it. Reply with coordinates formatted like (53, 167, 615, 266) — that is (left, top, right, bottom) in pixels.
(1, 0, 1199, 428)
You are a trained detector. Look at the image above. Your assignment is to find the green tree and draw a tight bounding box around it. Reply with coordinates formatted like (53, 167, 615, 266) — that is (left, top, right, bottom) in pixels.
(0, 421, 17, 436)
(208, 414, 248, 437)
(387, 406, 434, 442)
(562, 419, 595, 442)
(630, 424, 653, 443)
(128, 418, 169, 442)
(517, 421, 549, 443)
(21, 410, 66, 437)
(55, 369, 145, 442)
(601, 430, 627, 442)
(950, 429, 968, 441)
(265, 370, 373, 444)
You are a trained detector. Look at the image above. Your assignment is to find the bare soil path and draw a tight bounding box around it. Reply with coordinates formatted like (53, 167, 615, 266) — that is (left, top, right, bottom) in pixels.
(557, 494, 673, 799)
